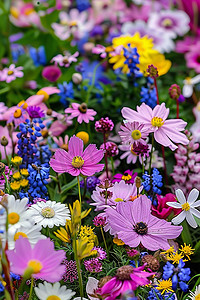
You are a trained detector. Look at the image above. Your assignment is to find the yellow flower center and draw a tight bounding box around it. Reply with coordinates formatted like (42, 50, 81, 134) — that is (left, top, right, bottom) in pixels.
(71, 156, 84, 168)
(69, 20, 78, 27)
(28, 260, 43, 274)
(114, 198, 123, 202)
(36, 90, 49, 102)
(162, 18, 173, 27)
(14, 109, 22, 118)
(10, 7, 19, 18)
(195, 295, 200, 300)
(157, 279, 173, 294)
(8, 212, 20, 225)
(76, 131, 89, 145)
(41, 207, 55, 218)
(7, 70, 14, 75)
(182, 203, 190, 211)
(47, 296, 61, 300)
(24, 7, 35, 15)
(131, 129, 141, 140)
(151, 117, 164, 127)
(122, 174, 132, 181)
(14, 232, 28, 241)
(18, 100, 28, 109)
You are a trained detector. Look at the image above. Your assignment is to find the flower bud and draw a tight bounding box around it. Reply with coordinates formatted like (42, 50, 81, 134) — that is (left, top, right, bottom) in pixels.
(1, 136, 8, 147)
(72, 73, 82, 84)
(135, 176, 141, 188)
(0, 162, 5, 173)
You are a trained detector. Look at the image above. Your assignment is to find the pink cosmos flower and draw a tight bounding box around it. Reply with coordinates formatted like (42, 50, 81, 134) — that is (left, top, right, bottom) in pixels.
(119, 121, 150, 146)
(185, 42, 200, 73)
(65, 103, 97, 124)
(50, 135, 104, 176)
(105, 195, 183, 251)
(152, 193, 182, 220)
(122, 103, 189, 151)
(92, 44, 107, 58)
(6, 237, 65, 282)
(51, 51, 79, 67)
(97, 265, 155, 300)
(112, 170, 137, 184)
(52, 135, 69, 151)
(42, 65, 62, 82)
(0, 64, 23, 83)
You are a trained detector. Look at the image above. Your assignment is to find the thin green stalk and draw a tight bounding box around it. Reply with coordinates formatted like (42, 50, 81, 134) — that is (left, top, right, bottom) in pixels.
(149, 135, 154, 174)
(73, 239, 84, 299)
(4, 146, 10, 168)
(28, 277, 34, 300)
(77, 176, 82, 209)
(100, 226, 109, 257)
(110, 157, 115, 176)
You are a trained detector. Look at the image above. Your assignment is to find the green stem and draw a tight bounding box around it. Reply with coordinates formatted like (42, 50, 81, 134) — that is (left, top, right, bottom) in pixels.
(100, 226, 109, 257)
(77, 175, 82, 212)
(110, 157, 115, 176)
(73, 239, 84, 299)
(4, 146, 10, 168)
(2, 172, 10, 194)
(28, 277, 34, 300)
(149, 135, 154, 174)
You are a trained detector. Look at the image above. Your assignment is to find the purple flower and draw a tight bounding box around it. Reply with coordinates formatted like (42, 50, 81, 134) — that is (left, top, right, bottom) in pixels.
(84, 258, 102, 273)
(93, 246, 107, 260)
(105, 195, 183, 251)
(42, 65, 61, 82)
(27, 106, 45, 119)
(112, 170, 137, 184)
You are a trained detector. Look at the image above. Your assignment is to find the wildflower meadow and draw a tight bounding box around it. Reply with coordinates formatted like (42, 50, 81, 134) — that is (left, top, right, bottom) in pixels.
(1, 0, 200, 299)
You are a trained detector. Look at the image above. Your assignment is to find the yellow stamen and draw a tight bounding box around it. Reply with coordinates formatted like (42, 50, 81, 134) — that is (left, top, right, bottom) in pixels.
(71, 156, 84, 168)
(114, 198, 123, 202)
(14, 109, 22, 118)
(36, 90, 49, 101)
(151, 117, 164, 127)
(162, 18, 173, 27)
(47, 296, 61, 300)
(131, 129, 141, 140)
(182, 202, 190, 211)
(14, 232, 28, 241)
(18, 100, 28, 109)
(41, 207, 55, 218)
(8, 212, 20, 225)
(122, 174, 132, 181)
(28, 260, 42, 274)
(7, 70, 14, 75)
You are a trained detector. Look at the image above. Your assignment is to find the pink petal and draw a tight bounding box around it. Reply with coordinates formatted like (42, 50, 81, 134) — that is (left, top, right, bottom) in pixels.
(68, 135, 83, 156)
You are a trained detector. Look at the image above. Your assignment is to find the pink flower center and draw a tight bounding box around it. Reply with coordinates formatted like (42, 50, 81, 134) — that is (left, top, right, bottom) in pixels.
(71, 156, 84, 168)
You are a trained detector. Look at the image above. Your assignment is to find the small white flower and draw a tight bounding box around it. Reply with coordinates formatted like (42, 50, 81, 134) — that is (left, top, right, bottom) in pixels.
(183, 74, 200, 98)
(187, 284, 200, 300)
(34, 281, 75, 300)
(0, 196, 31, 230)
(167, 188, 200, 228)
(28, 200, 70, 228)
(1, 223, 46, 250)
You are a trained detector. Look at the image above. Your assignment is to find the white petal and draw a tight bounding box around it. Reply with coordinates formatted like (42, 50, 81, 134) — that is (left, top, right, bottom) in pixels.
(190, 207, 200, 219)
(187, 188, 199, 205)
(171, 211, 186, 225)
(183, 84, 193, 98)
(166, 202, 182, 209)
(192, 200, 200, 208)
(175, 189, 186, 204)
(186, 211, 197, 228)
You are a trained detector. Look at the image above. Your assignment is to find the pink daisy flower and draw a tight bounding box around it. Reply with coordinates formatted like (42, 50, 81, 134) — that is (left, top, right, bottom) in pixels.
(105, 195, 183, 251)
(6, 237, 65, 283)
(97, 265, 155, 300)
(119, 121, 150, 146)
(65, 103, 97, 124)
(0, 64, 23, 83)
(122, 103, 189, 151)
(112, 170, 137, 184)
(51, 51, 79, 67)
(50, 135, 104, 176)
(92, 44, 107, 58)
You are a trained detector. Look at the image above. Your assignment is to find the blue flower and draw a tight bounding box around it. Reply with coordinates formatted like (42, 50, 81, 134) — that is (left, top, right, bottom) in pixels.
(147, 288, 175, 300)
(58, 81, 74, 107)
(11, 44, 25, 62)
(28, 163, 49, 200)
(76, 0, 91, 12)
(80, 176, 100, 191)
(142, 168, 163, 206)
(163, 259, 190, 292)
(140, 77, 157, 108)
(29, 46, 47, 66)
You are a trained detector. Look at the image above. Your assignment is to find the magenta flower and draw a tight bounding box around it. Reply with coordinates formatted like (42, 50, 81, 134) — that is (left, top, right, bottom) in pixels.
(6, 237, 65, 282)
(119, 121, 150, 146)
(122, 103, 189, 151)
(65, 103, 97, 124)
(97, 265, 155, 300)
(27, 106, 45, 119)
(106, 195, 182, 251)
(0, 64, 23, 83)
(112, 170, 137, 184)
(185, 42, 200, 73)
(50, 135, 104, 176)
(152, 193, 182, 220)
(42, 65, 61, 82)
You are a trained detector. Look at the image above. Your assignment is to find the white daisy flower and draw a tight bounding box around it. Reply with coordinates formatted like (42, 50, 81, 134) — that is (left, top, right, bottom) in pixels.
(0, 195, 31, 230)
(34, 281, 75, 300)
(187, 284, 200, 300)
(183, 74, 200, 98)
(1, 223, 46, 250)
(167, 188, 200, 228)
(28, 200, 70, 228)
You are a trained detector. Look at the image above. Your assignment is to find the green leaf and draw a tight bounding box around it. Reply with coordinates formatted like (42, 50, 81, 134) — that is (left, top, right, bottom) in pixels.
(61, 178, 78, 194)
(181, 220, 192, 245)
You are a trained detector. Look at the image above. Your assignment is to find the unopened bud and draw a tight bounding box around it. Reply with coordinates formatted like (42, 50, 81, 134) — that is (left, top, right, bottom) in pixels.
(135, 176, 141, 188)
(0, 162, 5, 173)
(83, 42, 95, 52)
(169, 84, 181, 100)
(46, 108, 53, 116)
(1, 136, 8, 147)
(72, 73, 82, 85)
(147, 64, 159, 78)
(98, 276, 112, 288)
